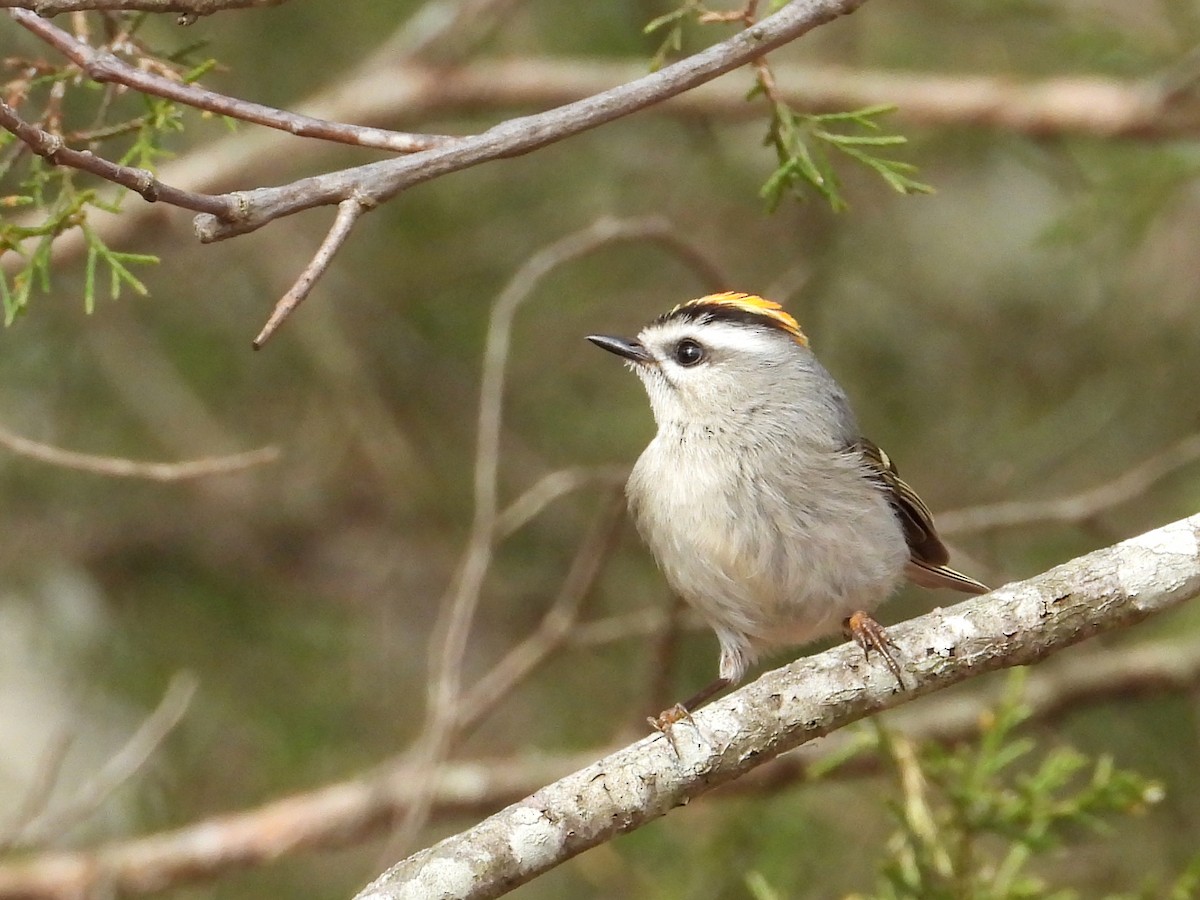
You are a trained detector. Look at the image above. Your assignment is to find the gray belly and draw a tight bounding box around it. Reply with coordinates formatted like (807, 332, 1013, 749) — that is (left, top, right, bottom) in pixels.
(628, 441, 909, 651)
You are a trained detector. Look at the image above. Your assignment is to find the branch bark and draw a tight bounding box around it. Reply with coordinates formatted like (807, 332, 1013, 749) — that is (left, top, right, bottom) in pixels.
(1, 515, 1198, 899)
(1, 0, 289, 14)
(191, 0, 870, 241)
(357, 512, 1200, 900)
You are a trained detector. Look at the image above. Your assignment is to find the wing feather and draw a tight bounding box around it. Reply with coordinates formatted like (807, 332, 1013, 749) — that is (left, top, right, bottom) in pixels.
(854, 438, 989, 595)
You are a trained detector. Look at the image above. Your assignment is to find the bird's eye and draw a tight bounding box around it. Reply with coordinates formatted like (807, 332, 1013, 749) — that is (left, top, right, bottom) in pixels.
(673, 338, 705, 367)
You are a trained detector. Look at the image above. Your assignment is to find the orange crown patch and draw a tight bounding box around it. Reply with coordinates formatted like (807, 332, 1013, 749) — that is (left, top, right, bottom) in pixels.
(666, 292, 809, 346)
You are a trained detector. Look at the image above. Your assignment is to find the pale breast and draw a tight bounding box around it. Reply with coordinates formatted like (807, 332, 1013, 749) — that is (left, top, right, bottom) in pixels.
(628, 432, 909, 650)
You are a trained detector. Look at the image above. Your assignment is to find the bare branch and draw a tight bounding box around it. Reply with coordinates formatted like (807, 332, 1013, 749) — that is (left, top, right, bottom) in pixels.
(939, 432, 1200, 536)
(0, 97, 234, 215)
(0, 422, 280, 480)
(0, 733, 74, 851)
(191, 0, 871, 241)
(1, 0, 290, 15)
(10, 55, 1184, 284)
(2, 673, 197, 852)
(252, 198, 368, 348)
(426, 59, 1190, 138)
(5, 565, 1200, 898)
(495, 466, 626, 538)
(9, 9, 453, 152)
(453, 489, 626, 734)
(357, 513, 1200, 900)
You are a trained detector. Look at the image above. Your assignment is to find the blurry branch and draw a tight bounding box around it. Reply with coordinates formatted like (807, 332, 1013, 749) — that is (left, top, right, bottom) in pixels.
(0, 422, 279, 480)
(373, 58, 1200, 138)
(1, 0, 290, 14)
(453, 488, 626, 734)
(938, 431, 1200, 536)
(0, 673, 197, 853)
(397, 215, 727, 849)
(495, 465, 626, 538)
(13, 4, 1196, 336)
(354, 513, 1200, 900)
(8, 608, 1200, 897)
(9, 10, 451, 153)
(0, 735, 73, 853)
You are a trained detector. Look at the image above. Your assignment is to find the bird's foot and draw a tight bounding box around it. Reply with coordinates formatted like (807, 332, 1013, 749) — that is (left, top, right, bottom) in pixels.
(844, 611, 905, 688)
(648, 676, 730, 734)
(648, 703, 693, 733)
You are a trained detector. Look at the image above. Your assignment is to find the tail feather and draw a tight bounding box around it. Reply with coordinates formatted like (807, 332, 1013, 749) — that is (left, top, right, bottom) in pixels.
(905, 559, 990, 595)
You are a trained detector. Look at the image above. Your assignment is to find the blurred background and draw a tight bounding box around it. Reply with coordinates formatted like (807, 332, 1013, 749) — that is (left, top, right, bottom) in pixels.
(3, 1, 1200, 897)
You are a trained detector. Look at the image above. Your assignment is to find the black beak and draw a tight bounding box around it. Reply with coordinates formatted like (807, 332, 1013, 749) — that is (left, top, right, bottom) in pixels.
(586, 334, 653, 364)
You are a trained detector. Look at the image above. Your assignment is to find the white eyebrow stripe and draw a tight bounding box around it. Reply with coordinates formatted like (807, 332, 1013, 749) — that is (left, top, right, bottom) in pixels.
(639, 319, 785, 358)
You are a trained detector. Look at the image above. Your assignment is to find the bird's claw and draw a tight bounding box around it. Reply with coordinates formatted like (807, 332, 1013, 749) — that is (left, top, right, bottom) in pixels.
(845, 610, 905, 688)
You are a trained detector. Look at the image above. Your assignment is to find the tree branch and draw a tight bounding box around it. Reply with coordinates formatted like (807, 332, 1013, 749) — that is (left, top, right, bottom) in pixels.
(0, 422, 279, 480)
(357, 513, 1200, 900)
(1, 674, 198, 852)
(9, 9, 453, 152)
(938, 431, 1200, 536)
(0, 96, 235, 216)
(2, 516, 1199, 899)
(1, 0, 289, 14)
(251, 198, 368, 348)
(6, 57, 1188, 284)
(191, 0, 870, 241)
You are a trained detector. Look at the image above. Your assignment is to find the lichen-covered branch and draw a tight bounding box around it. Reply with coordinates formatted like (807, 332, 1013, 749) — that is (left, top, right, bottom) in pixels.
(357, 513, 1200, 900)
(0, 516, 1197, 899)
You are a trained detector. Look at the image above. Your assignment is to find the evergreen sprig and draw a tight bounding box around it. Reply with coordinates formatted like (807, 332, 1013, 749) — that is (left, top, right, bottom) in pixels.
(0, 15, 213, 323)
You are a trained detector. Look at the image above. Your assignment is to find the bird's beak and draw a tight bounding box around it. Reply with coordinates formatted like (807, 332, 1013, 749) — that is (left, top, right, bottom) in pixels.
(586, 334, 652, 364)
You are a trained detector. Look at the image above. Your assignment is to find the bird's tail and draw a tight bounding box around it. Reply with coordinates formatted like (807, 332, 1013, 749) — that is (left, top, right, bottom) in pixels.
(905, 560, 990, 595)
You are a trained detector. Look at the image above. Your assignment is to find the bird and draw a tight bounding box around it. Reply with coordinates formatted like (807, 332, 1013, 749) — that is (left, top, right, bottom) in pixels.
(587, 292, 988, 724)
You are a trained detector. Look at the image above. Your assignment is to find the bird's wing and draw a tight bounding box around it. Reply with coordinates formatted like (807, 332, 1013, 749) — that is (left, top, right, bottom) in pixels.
(854, 437, 990, 595)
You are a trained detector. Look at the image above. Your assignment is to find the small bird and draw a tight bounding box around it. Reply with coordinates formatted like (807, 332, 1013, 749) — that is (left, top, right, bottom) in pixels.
(587, 292, 987, 723)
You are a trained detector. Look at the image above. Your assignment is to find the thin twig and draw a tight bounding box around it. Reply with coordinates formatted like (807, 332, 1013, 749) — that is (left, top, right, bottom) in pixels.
(397, 219, 661, 849)
(0, 732, 74, 852)
(0, 97, 234, 215)
(495, 465, 626, 538)
(454, 488, 626, 734)
(0, 423, 280, 480)
(9, 9, 454, 152)
(5, 673, 198, 851)
(938, 431, 1200, 536)
(252, 198, 367, 348)
(1, 0, 290, 14)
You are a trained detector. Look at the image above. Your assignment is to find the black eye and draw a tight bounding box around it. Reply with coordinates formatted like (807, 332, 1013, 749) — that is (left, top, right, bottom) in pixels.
(673, 338, 705, 367)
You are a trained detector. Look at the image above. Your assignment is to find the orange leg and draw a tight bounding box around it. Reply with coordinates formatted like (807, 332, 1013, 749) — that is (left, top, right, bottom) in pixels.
(844, 611, 905, 687)
(650, 676, 731, 732)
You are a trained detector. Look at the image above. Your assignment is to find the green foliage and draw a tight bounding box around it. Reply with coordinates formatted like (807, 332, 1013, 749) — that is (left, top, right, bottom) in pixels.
(643, 0, 707, 70)
(759, 102, 935, 213)
(644, 1, 933, 211)
(0, 14, 214, 323)
(865, 671, 1163, 900)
